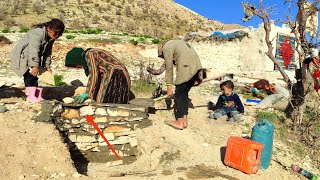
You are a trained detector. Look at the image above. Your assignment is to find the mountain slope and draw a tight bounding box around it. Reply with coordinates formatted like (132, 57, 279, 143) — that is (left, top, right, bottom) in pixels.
(0, 0, 243, 38)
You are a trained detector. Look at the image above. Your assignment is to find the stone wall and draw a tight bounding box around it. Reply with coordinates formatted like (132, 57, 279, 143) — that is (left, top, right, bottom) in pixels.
(187, 24, 298, 82)
(52, 102, 152, 164)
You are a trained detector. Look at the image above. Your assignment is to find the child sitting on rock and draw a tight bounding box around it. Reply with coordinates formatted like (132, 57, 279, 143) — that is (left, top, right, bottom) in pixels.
(209, 80, 244, 122)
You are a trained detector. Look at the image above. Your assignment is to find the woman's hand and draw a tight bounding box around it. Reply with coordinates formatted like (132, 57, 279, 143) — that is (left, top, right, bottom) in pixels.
(73, 93, 89, 104)
(31, 67, 39, 77)
(46, 67, 52, 73)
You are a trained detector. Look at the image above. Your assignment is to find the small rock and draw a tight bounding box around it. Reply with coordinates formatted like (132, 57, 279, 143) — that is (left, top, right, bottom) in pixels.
(84, 99, 92, 103)
(38, 71, 55, 85)
(94, 116, 108, 123)
(71, 79, 84, 87)
(98, 132, 114, 141)
(18, 175, 25, 180)
(80, 106, 94, 116)
(0, 105, 7, 113)
(0, 81, 5, 87)
(95, 108, 107, 115)
(74, 86, 86, 96)
(61, 109, 80, 119)
(92, 147, 100, 152)
(62, 97, 74, 104)
(104, 126, 131, 133)
(202, 143, 209, 147)
(72, 172, 81, 178)
(106, 160, 124, 167)
(71, 119, 80, 124)
(130, 137, 138, 147)
(50, 173, 58, 178)
(107, 108, 130, 117)
(52, 103, 63, 117)
(58, 173, 67, 177)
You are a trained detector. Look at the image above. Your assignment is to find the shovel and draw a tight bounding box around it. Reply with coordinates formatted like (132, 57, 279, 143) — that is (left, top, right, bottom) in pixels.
(129, 73, 233, 107)
(128, 95, 169, 107)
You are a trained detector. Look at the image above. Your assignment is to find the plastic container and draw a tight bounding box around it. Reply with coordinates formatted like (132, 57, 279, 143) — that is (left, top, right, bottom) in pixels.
(251, 119, 274, 170)
(224, 136, 264, 174)
(291, 164, 318, 180)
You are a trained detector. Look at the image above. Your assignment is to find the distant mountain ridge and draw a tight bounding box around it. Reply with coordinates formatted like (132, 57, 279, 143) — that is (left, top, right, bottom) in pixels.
(0, 0, 243, 38)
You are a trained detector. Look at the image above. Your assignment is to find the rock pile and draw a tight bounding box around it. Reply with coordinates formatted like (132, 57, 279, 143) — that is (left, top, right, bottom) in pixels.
(54, 103, 152, 164)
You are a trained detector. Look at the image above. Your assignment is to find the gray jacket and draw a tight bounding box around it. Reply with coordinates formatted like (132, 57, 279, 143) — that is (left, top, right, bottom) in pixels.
(163, 40, 202, 85)
(9, 27, 54, 77)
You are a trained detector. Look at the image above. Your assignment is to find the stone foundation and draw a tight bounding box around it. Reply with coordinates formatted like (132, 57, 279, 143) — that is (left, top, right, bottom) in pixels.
(52, 103, 152, 164)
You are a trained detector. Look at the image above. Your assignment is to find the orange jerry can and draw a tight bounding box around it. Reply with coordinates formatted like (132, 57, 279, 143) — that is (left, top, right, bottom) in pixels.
(224, 136, 264, 174)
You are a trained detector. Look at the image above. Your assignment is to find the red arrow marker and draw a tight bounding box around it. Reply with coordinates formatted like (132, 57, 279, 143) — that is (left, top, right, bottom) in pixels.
(86, 115, 122, 160)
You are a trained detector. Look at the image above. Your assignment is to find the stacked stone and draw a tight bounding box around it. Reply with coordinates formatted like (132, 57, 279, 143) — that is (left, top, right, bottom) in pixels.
(54, 103, 152, 163)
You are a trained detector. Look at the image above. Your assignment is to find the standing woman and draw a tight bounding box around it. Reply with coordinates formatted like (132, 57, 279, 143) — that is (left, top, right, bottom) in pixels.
(65, 48, 131, 104)
(9, 18, 65, 87)
(147, 40, 204, 130)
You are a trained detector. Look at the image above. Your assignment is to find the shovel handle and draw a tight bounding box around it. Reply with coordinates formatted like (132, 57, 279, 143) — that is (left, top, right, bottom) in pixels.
(153, 95, 169, 102)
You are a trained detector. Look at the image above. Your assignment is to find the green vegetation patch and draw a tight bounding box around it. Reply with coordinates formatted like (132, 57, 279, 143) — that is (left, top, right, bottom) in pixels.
(255, 111, 278, 124)
(54, 74, 67, 86)
(19, 27, 29, 33)
(131, 80, 159, 95)
(65, 35, 76, 39)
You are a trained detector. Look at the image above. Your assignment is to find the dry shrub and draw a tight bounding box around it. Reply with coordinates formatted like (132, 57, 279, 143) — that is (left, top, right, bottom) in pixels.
(0, 10, 6, 20)
(3, 19, 17, 28)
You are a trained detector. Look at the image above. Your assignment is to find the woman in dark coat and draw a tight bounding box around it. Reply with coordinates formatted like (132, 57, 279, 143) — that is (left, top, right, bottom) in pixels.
(65, 48, 131, 104)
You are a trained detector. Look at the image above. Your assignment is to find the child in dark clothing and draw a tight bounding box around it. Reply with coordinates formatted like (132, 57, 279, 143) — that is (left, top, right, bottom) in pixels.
(209, 80, 244, 122)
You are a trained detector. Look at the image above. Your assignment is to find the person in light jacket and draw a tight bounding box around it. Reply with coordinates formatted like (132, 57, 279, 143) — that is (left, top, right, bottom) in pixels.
(9, 18, 65, 87)
(147, 40, 205, 130)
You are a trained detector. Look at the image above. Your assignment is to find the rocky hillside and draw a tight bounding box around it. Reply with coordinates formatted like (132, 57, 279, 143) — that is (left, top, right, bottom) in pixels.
(0, 0, 242, 38)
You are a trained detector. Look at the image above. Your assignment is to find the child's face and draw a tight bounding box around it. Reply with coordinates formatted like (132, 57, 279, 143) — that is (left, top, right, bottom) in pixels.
(221, 86, 233, 96)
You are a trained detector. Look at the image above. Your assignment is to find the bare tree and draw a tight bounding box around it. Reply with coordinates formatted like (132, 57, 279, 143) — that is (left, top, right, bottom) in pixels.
(243, 0, 320, 165)
(242, 1, 291, 84)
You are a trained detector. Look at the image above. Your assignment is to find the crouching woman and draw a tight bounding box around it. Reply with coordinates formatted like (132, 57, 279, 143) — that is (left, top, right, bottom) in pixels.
(65, 48, 131, 104)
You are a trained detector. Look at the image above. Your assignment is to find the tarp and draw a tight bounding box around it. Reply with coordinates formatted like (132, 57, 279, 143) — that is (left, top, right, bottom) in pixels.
(209, 30, 248, 40)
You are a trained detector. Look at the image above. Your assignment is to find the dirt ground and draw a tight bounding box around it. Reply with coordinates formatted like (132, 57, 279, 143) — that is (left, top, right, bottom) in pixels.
(0, 41, 317, 180)
(0, 86, 317, 180)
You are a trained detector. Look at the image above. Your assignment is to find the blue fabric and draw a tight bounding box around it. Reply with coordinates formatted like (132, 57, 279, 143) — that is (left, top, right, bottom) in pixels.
(209, 31, 246, 39)
(215, 93, 244, 113)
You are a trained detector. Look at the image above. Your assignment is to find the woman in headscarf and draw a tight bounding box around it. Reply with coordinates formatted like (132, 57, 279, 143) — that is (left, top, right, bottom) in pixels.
(65, 48, 131, 104)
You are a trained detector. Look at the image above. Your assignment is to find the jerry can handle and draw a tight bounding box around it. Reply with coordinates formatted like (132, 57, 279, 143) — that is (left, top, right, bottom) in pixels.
(257, 119, 273, 128)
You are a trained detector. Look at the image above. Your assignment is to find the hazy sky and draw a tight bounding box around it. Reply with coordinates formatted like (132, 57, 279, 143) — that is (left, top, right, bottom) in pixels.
(174, 0, 299, 28)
